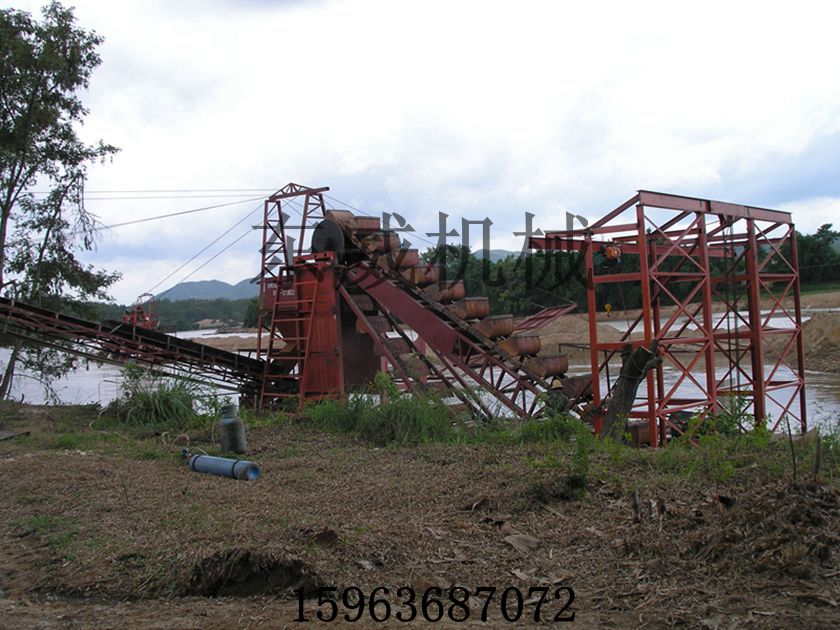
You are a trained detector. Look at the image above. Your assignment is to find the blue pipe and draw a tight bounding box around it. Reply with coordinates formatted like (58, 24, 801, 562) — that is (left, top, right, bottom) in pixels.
(187, 454, 260, 481)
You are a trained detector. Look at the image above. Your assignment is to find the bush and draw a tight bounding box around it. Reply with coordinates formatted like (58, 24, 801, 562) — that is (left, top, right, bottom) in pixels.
(822, 417, 840, 480)
(107, 363, 225, 431)
(520, 413, 595, 501)
(519, 413, 586, 443)
(305, 374, 453, 446)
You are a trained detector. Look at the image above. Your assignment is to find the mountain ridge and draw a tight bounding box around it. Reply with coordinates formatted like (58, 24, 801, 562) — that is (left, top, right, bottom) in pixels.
(156, 278, 259, 302)
(155, 249, 520, 301)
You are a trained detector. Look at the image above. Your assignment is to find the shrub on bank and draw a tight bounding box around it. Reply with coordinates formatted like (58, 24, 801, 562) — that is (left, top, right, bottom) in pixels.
(107, 363, 225, 431)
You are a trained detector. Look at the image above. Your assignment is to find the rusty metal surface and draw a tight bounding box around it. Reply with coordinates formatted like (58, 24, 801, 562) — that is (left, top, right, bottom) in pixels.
(250, 184, 804, 434)
(540, 192, 806, 444)
(0, 296, 264, 396)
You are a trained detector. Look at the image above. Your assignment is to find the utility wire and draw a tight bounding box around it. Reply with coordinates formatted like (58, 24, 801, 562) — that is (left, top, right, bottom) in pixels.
(150, 195, 321, 300)
(143, 196, 311, 300)
(164, 227, 253, 291)
(147, 197, 309, 299)
(32, 188, 277, 194)
(143, 202, 264, 297)
(93, 197, 264, 232)
(83, 194, 273, 201)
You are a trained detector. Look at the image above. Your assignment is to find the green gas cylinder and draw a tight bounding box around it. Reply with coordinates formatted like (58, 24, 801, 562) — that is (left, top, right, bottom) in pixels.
(219, 404, 248, 454)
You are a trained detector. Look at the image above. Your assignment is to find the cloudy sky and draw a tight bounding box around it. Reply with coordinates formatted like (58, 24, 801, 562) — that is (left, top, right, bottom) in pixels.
(8, 0, 840, 303)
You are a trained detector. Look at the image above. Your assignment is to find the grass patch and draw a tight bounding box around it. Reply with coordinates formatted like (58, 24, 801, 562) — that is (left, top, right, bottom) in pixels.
(48, 431, 120, 451)
(520, 414, 590, 443)
(49, 433, 82, 450)
(305, 374, 454, 446)
(19, 515, 79, 557)
(799, 281, 840, 295)
(106, 363, 227, 432)
(134, 444, 171, 460)
(16, 493, 46, 505)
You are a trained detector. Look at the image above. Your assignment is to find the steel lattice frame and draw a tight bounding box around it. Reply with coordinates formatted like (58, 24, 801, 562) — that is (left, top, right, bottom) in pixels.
(344, 262, 552, 419)
(0, 297, 264, 394)
(533, 191, 806, 444)
(256, 184, 333, 407)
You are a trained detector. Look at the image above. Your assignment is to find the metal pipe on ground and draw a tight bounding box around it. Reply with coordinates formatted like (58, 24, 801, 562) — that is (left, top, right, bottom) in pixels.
(186, 452, 260, 481)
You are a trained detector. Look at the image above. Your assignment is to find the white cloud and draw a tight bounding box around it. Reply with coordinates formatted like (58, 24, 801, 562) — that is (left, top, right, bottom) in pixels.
(6, 0, 840, 302)
(779, 197, 840, 234)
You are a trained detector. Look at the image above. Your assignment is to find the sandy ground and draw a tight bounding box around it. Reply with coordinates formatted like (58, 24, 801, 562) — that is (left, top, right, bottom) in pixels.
(0, 404, 838, 628)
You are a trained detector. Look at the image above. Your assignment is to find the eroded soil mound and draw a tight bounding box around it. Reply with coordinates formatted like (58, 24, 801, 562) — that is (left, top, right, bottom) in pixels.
(183, 549, 319, 597)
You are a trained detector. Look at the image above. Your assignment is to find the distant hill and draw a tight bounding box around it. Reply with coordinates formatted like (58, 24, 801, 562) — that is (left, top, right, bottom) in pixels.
(157, 278, 258, 302)
(156, 251, 520, 300)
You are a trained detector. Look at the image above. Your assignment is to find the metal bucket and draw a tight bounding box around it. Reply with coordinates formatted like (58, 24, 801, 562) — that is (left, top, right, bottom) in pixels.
(361, 230, 400, 253)
(499, 332, 541, 356)
(473, 314, 515, 339)
(354, 216, 382, 234)
(390, 249, 420, 269)
(422, 265, 440, 285)
(401, 265, 436, 286)
(463, 297, 490, 319)
(439, 280, 465, 302)
(524, 354, 569, 377)
(325, 209, 357, 230)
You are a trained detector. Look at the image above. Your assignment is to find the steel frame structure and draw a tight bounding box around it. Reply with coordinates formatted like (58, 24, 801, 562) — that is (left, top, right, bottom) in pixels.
(344, 261, 552, 419)
(253, 183, 561, 417)
(515, 303, 578, 332)
(532, 190, 806, 444)
(0, 296, 264, 394)
(256, 184, 335, 408)
(0, 185, 803, 440)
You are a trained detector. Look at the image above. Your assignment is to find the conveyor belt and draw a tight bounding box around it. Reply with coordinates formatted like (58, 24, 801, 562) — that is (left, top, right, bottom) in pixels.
(0, 296, 264, 395)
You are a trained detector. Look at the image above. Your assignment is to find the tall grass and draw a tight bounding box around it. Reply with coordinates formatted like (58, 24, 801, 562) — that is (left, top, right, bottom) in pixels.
(107, 363, 226, 431)
(305, 374, 454, 446)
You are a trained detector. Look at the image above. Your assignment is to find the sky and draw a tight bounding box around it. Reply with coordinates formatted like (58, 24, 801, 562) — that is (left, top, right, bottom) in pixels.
(7, 0, 840, 303)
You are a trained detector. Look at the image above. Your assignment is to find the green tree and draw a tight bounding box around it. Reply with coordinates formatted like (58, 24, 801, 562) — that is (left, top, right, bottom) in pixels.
(0, 2, 119, 399)
(795, 224, 840, 285)
(242, 296, 259, 328)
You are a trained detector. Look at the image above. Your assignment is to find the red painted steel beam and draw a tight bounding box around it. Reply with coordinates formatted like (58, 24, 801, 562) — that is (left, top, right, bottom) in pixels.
(638, 190, 792, 224)
(515, 303, 578, 331)
(268, 184, 330, 201)
(789, 230, 808, 431)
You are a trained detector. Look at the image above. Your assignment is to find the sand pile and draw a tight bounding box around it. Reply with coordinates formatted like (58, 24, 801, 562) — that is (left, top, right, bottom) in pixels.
(799, 312, 840, 373)
(800, 312, 840, 350)
(778, 312, 840, 373)
(194, 335, 259, 353)
(537, 314, 624, 360)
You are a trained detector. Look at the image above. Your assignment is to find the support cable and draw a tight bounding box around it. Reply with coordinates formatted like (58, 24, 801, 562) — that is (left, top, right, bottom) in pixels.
(91, 197, 265, 233)
(142, 202, 264, 298)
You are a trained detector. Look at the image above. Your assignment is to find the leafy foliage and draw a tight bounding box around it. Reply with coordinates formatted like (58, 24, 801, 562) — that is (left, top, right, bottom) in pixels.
(419, 225, 838, 318)
(0, 2, 118, 398)
(242, 297, 260, 328)
(89, 297, 255, 331)
(792, 224, 840, 284)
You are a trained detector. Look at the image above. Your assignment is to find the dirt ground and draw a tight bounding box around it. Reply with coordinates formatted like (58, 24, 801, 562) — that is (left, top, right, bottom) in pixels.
(1, 404, 838, 629)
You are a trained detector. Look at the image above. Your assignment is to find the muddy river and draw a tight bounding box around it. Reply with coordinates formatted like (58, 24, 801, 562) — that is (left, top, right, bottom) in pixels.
(1, 328, 838, 430)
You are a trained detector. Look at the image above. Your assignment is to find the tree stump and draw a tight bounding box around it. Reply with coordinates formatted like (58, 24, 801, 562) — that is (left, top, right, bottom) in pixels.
(602, 340, 662, 440)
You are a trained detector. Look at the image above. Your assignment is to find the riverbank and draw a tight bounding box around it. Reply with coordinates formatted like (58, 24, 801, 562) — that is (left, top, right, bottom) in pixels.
(0, 403, 838, 628)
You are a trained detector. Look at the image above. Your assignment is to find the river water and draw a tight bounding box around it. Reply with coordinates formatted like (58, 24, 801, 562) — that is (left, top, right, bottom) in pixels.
(1, 328, 838, 429)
